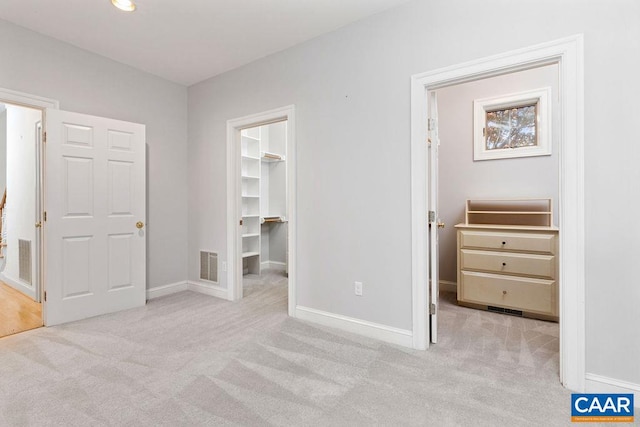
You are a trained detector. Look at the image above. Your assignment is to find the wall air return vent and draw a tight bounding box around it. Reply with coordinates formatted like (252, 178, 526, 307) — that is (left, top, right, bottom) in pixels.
(18, 239, 32, 285)
(200, 251, 218, 283)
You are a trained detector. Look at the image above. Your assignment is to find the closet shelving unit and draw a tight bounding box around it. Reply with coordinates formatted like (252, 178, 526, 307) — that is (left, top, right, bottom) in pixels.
(241, 128, 262, 273)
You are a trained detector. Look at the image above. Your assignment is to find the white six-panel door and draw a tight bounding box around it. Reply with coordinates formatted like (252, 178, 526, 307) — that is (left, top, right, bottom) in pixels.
(44, 109, 146, 326)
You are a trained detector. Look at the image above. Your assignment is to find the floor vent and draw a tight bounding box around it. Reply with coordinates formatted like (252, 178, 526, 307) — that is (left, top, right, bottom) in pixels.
(200, 251, 218, 283)
(19, 239, 32, 285)
(488, 306, 523, 317)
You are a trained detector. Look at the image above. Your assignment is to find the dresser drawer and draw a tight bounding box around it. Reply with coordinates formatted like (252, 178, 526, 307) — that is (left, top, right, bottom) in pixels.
(459, 230, 556, 254)
(460, 249, 555, 279)
(459, 271, 557, 316)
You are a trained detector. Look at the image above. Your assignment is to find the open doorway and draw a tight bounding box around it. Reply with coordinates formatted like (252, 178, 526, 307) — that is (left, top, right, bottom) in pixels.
(432, 63, 561, 375)
(411, 36, 584, 390)
(226, 105, 296, 316)
(240, 121, 289, 299)
(0, 102, 44, 338)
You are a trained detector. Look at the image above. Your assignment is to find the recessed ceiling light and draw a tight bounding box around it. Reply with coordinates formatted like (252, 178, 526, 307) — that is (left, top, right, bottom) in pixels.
(111, 0, 136, 12)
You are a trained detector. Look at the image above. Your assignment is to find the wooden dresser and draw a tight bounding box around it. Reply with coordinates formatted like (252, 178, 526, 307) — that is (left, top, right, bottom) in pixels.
(455, 199, 559, 321)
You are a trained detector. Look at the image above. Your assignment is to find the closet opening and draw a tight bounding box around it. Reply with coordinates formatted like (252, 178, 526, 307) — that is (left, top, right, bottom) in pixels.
(433, 63, 561, 380)
(226, 105, 296, 316)
(0, 101, 44, 338)
(411, 36, 584, 390)
(240, 121, 288, 300)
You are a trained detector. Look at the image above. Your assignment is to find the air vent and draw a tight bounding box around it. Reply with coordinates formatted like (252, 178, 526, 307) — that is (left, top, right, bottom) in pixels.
(200, 251, 218, 283)
(18, 239, 32, 285)
(488, 305, 523, 317)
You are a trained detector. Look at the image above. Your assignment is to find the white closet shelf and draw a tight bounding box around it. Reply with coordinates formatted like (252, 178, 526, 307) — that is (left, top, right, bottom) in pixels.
(242, 155, 260, 160)
(242, 135, 260, 141)
(242, 251, 259, 258)
(241, 175, 259, 180)
(241, 195, 259, 198)
(242, 214, 260, 218)
(261, 215, 286, 224)
(261, 151, 285, 162)
(242, 233, 260, 238)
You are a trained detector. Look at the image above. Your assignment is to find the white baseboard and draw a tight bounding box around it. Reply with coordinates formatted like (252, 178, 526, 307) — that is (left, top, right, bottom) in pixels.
(146, 281, 188, 300)
(147, 280, 230, 301)
(295, 305, 413, 348)
(439, 280, 457, 293)
(260, 261, 287, 271)
(0, 273, 36, 300)
(585, 373, 640, 405)
(187, 280, 229, 300)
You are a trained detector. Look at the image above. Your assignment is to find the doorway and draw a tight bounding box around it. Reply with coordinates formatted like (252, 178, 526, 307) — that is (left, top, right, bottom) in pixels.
(432, 63, 561, 378)
(226, 105, 296, 316)
(410, 35, 585, 391)
(0, 102, 44, 338)
(240, 121, 288, 299)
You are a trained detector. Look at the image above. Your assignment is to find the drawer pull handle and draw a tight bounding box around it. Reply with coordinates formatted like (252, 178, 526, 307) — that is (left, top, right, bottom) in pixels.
(502, 262, 506, 266)
(502, 241, 506, 245)
(503, 290, 507, 295)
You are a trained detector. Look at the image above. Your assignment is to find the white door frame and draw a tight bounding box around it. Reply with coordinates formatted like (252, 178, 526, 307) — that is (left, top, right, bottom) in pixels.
(0, 87, 59, 324)
(410, 35, 585, 391)
(226, 105, 296, 316)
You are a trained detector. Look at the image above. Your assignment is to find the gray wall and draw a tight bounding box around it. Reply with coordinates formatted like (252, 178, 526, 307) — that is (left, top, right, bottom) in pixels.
(0, 19, 188, 289)
(188, 0, 640, 386)
(437, 65, 560, 282)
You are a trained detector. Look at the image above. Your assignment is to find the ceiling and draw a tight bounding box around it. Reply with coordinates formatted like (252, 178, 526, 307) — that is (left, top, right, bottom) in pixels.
(0, 0, 411, 86)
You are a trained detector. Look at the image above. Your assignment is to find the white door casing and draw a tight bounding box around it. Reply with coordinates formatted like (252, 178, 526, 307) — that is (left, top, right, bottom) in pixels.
(410, 35, 585, 390)
(428, 91, 440, 344)
(45, 109, 146, 326)
(0, 88, 58, 310)
(226, 105, 296, 316)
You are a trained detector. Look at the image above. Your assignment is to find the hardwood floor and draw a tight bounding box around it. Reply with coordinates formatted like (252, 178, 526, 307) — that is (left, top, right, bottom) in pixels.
(0, 281, 42, 338)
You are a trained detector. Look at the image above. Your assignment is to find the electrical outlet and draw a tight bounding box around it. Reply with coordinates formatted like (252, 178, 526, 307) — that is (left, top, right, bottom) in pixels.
(222, 261, 227, 272)
(354, 281, 363, 296)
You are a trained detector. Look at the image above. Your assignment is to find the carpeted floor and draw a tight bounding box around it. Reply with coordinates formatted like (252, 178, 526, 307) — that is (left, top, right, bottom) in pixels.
(0, 271, 583, 426)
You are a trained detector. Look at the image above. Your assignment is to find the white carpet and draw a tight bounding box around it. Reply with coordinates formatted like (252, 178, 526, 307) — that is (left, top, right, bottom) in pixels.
(0, 271, 580, 426)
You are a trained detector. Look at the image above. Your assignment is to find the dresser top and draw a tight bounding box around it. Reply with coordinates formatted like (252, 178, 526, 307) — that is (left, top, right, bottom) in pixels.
(455, 223, 559, 232)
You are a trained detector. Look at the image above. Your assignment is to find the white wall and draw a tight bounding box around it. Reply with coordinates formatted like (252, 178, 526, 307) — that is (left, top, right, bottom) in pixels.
(0, 106, 6, 194)
(2, 105, 40, 294)
(0, 18, 189, 289)
(188, 0, 640, 388)
(437, 65, 560, 282)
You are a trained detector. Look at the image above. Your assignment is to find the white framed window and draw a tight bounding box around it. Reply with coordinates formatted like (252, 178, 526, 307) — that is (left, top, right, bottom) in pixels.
(473, 87, 551, 160)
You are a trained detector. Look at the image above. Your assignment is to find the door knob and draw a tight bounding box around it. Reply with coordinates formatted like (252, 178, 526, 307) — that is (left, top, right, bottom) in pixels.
(35, 222, 42, 228)
(437, 222, 445, 229)
(136, 221, 144, 229)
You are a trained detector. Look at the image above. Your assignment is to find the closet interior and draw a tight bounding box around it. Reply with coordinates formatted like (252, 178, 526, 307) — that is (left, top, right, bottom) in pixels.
(241, 121, 287, 276)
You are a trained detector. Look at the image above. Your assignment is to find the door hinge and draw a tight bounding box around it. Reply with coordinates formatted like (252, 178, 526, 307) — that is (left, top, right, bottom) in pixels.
(239, 219, 243, 226)
(44, 291, 47, 302)
(427, 118, 434, 131)
(43, 132, 47, 143)
(43, 211, 47, 221)
(430, 303, 436, 315)
(428, 211, 435, 223)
